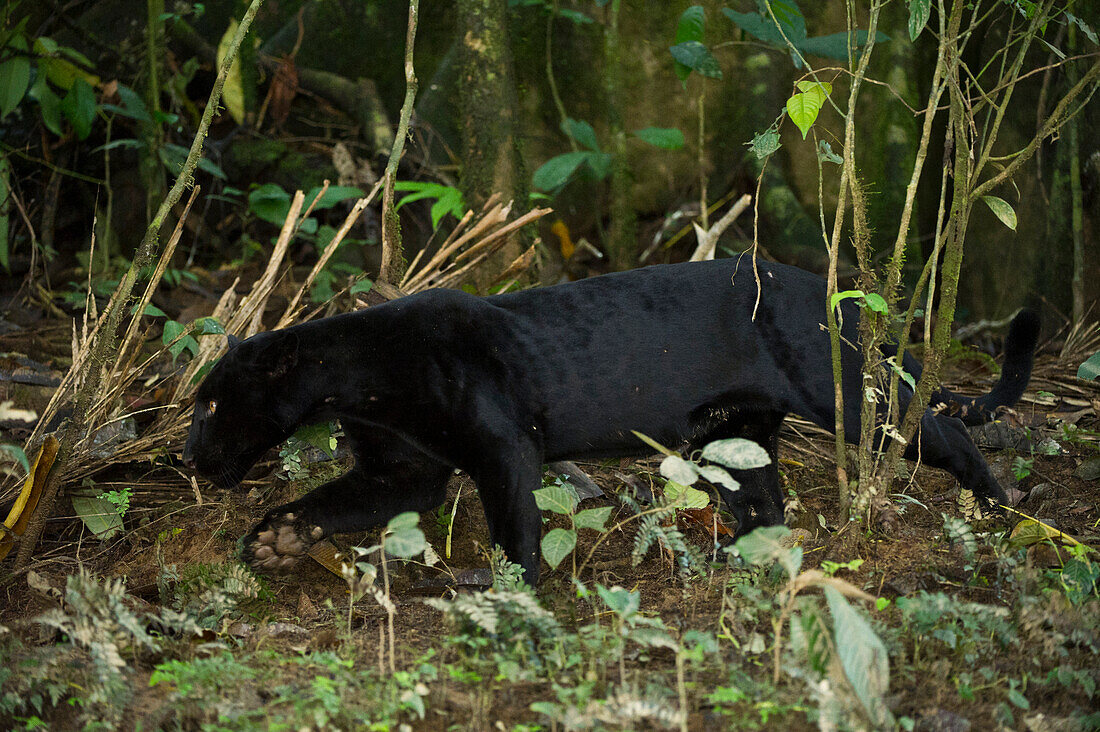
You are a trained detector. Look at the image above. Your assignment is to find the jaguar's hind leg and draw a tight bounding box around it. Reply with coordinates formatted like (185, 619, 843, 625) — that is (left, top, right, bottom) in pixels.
(691, 410, 786, 536)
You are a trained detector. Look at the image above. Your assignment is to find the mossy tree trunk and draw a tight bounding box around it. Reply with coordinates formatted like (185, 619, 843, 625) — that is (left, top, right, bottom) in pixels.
(603, 0, 635, 271)
(456, 0, 525, 277)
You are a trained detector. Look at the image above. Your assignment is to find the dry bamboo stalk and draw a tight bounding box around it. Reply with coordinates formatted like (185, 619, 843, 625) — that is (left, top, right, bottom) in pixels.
(454, 207, 549, 263)
(113, 187, 200, 392)
(236, 191, 305, 336)
(400, 202, 510, 291)
(275, 180, 383, 330)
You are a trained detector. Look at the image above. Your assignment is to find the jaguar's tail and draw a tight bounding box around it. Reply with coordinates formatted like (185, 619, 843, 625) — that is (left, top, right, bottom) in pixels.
(929, 309, 1041, 426)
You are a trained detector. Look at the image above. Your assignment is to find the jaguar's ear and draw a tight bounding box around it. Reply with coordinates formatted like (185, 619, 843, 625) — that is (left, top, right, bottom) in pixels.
(255, 331, 300, 379)
(227, 334, 242, 349)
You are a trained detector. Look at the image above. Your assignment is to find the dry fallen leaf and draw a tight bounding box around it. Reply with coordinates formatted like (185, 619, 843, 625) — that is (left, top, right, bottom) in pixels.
(0, 436, 60, 560)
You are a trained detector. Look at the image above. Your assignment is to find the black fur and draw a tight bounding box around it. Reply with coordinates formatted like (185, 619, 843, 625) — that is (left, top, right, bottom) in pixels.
(183, 259, 1038, 584)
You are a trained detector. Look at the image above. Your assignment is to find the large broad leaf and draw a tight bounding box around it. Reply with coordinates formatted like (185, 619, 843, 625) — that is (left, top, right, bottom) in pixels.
(384, 512, 426, 558)
(633, 126, 685, 150)
(702, 438, 770, 470)
(541, 528, 576, 569)
(533, 482, 578, 515)
(660, 455, 700, 485)
(101, 83, 151, 122)
(668, 41, 723, 80)
(248, 183, 292, 225)
(28, 70, 62, 135)
(0, 36, 31, 119)
(697, 465, 741, 492)
(786, 81, 831, 140)
(981, 195, 1018, 231)
(573, 506, 613, 532)
(673, 6, 707, 81)
(561, 118, 601, 152)
(217, 19, 247, 124)
(532, 151, 590, 192)
(72, 494, 123, 540)
(1079, 351, 1100, 381)
(60, 78, 96, 140)
(824, 585, 893, 728)
(664, 481, 710, 509)
(908, 0, 933, 40)
(733, 525, 800, 579)
(722, 8, 785, 45)
(34, 37, 100, 90)
(798, 31, 885, 60)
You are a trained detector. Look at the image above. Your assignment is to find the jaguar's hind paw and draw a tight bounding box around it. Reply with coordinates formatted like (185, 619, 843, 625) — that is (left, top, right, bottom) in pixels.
(242, 512, 325, 574)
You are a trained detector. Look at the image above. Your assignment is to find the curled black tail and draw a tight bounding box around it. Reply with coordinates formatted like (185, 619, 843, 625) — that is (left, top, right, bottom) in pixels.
(932, 309, 1041, 426)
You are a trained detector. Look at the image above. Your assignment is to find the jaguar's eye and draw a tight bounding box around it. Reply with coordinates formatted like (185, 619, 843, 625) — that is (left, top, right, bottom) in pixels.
(208, 400, 217, 415)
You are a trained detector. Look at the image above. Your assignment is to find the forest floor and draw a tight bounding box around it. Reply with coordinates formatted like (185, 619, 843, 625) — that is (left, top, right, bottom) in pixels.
(1, 284, 1099, 731)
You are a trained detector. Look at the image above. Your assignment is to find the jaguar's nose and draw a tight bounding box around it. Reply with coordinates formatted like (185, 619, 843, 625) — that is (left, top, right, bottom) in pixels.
(182, 453, 196, 470)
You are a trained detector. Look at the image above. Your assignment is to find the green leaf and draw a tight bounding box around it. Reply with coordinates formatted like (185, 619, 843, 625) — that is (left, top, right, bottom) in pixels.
(786, 82, 830, 139)
(632, 126, 684, 150)
(673, 6, 707, 80)
(540, 528, 576, 569)
(28, 73, 62, 135)
(533, 483, 578, 514)
(660, 455, 700, 485)
(103, 83, 151, 122)
(1007, 687, 1030, 710)
(532, 151, 590, 192)
(385, 512, 426, 558)
(596, 584, 639, 618)
(190, 316, 225, 336)
(702, 438, 770, 470)
(0, 444, 30, 475)
(824, 585, 893, 727)
(59, 78, 95, 140)
(862, 293, 888, 314)
(248, 183, 292, 225)
(830, 289, 865, 312)
(722, 8, 785, 46)
(350, 279, 374, 295)
(561, 118, 600, 152)
(0, 36, 31, 119)
(797, 31, 887, 60)
(980, 195, 1017, 231)
(747, 130, 781, 159)
(162, 319, 185, 347)
(1078, 351, 1100, 381)
(664, 480, 710, 509)
(130, 302, 167, 318)
(734, 525, 801, 579)
(697, 465, 740, 492)
(908, 0, 932, 40)
(668, 41, 723, 80)
(72, 494, 124, 540)
(305, 185, 366, 210)
(573, 506, 612, 532)
(817, 139, 843, 164)
(292, 422, 336, 458)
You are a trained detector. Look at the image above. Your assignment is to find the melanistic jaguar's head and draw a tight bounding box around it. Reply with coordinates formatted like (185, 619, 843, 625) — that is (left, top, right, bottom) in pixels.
(183, 330, 302, 488)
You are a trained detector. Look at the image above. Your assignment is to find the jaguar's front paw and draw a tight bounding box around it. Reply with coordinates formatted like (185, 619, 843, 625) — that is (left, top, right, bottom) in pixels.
(241, 512, 325, 574)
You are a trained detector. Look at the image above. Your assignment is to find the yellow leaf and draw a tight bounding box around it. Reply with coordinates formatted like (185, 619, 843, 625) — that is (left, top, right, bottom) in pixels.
(217, 20, 247, 124)
(0, 436, 60, 560)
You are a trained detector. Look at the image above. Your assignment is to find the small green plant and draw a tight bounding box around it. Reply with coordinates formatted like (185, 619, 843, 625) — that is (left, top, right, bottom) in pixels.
(340, 511, 428, 671)
(278, 421, 338, 480)
(821, 558, 864, 576)
(533, 475, 613, 574)
(394, 180, 466, 229)
(730, 525, 893, 729)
